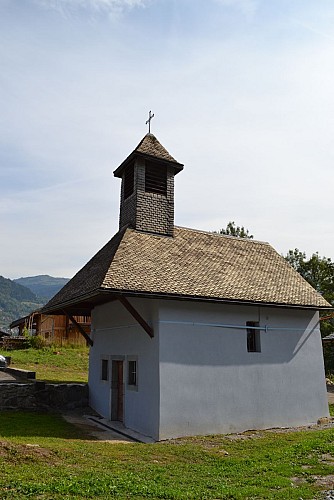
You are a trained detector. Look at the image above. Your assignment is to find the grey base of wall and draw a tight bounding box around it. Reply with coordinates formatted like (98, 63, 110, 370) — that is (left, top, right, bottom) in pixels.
(0, 382, 89, 411)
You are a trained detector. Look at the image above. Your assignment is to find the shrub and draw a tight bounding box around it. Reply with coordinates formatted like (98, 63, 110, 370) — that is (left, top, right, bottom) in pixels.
(28, 335, 46, 349)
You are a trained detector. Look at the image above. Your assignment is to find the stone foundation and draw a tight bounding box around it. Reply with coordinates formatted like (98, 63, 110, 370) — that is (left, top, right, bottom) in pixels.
(0, 382, 88, 411)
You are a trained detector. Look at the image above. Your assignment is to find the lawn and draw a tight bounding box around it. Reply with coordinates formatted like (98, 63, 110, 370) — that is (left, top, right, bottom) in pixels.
(0, 348, 333, 498)
(0, 411, 334, 499)
(0, 346, 89, 383)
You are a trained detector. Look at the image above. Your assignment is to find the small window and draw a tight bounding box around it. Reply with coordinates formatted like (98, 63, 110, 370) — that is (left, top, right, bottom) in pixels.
(123, 163, 134, 199)
(247, 321, 261, 353)
(128, 360, 137, 386)
(145, 161, 167, 196)
(101, 359, 109, 381)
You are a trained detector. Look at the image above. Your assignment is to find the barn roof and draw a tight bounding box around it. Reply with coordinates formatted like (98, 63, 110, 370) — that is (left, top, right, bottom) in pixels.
(43, 226, 330, 314)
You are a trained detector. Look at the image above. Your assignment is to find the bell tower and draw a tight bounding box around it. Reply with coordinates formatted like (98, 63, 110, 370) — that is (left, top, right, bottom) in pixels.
(113, 134, 183, 237)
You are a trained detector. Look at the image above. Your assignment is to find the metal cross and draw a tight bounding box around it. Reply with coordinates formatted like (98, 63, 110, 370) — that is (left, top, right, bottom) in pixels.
(146, 110, 155, 133)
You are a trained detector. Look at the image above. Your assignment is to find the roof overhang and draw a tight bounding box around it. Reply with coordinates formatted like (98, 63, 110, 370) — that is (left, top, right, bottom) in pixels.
(9, 312, 40, 329)
(113, 151, 184, 178)
(41, 287, 332, 317)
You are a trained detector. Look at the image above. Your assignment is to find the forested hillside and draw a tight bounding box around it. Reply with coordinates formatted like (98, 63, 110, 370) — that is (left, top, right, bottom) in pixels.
(14, 275, 69, 301)
(0, 276, 43, 331)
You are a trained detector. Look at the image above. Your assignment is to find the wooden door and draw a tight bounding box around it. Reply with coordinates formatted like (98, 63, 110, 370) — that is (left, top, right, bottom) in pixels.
(111, 360, 124, 422)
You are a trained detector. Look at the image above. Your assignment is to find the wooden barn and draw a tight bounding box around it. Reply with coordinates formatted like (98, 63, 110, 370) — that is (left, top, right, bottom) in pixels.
(10, 311, 91, 346)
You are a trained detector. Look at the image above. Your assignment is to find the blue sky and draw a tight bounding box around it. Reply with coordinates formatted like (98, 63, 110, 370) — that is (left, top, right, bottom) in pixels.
(1, 0, 334, 278)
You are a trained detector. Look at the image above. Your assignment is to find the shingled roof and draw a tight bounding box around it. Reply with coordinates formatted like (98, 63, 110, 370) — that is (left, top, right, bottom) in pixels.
(113, 134, 183, 177)
(43, 226, 330, 314)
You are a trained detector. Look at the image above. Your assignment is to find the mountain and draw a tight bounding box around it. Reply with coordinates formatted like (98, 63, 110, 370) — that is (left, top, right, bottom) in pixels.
(0, 276, 43, 331)
(14, 275, 69, 301)
(0, 275, 69, 331)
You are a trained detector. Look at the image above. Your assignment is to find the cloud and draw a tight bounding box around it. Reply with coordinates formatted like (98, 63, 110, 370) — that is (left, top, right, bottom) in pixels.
(294, 20, 334, 41)
(33, 0, 148, 17)
(214, 0, 259, 17)
(3, 0, 334, 279)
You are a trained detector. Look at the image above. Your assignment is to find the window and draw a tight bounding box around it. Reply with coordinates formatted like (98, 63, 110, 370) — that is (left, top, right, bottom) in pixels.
(101, 358, 109, 381)
(123, 163, 134, 199)
(128, 360, 137, 387)
(246, 321, 261, 353)
(145, 161, 167, 196)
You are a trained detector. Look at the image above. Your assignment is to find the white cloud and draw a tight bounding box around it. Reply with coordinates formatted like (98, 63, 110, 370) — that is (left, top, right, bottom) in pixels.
(3, 0, 334, 280)
(33, 0, 147, 16)
(214, 0, 259, 17)
(294, 20, 334, 42)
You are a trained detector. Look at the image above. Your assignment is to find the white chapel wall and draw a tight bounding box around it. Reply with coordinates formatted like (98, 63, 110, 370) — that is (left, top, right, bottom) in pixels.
(89, 298, 160, 440)
(158, 300, 328, 439)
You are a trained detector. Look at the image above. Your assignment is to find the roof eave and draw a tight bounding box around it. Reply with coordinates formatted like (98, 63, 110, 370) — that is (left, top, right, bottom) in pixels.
(40, 287, 332, 315)
(110, 289, 332, 311)
(9, 310, 41, 329)
(40, 289, 110, 315)
(113, 151, 184, 178)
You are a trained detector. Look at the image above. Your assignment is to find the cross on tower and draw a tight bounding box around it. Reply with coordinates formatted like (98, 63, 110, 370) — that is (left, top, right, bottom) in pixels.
(146, 110, 155, 133)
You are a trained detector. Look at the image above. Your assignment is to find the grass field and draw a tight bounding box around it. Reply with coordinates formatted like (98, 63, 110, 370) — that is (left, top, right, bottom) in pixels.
(0, 411, 334, 499)
(0, 347, 333, 498)
(0, 346, 89, 383)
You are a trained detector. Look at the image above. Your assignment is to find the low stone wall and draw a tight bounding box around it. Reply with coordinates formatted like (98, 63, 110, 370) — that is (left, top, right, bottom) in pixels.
(0, 382, 89, 411)
(6, 367, 36, 380)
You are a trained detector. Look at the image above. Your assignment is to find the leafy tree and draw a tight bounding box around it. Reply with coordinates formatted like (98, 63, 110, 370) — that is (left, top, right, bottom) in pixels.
(216, 221, 253, 239)
(285, 249, 334, 338)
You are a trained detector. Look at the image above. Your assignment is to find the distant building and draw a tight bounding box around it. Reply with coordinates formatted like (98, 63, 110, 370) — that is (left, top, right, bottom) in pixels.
(43, 133, 330, 441)
(10, 311, 90, 346)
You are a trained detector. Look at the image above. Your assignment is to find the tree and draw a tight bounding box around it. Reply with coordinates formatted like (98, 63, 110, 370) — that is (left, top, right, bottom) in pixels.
(216, 221, 253, 239)
(285, 249, 334, 337)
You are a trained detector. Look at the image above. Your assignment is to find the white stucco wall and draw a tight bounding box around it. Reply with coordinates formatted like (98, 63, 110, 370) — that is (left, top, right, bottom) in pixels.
(89, 297, 328, 441)
(158, 300, 328, 439)
(89, 298, 160, 440)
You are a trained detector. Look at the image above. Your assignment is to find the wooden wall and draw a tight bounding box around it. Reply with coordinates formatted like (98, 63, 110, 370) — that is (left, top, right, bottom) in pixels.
(18, 313, 91, 347)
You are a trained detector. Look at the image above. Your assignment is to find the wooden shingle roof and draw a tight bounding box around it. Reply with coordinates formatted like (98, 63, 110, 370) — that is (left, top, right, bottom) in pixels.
(136, 134, 178, 163)
(43, 226, 330, 313)
(113, 134, 183, 177)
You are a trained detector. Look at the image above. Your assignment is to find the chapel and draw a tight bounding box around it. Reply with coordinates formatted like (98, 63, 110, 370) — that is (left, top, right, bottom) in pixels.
(43, 133, 329, 440)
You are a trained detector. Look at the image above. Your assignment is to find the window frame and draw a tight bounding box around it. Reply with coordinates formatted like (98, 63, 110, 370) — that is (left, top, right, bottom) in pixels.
(127, 356, 138, 391)
(246, 321, 261, 353)
(101, 357, 109, 382)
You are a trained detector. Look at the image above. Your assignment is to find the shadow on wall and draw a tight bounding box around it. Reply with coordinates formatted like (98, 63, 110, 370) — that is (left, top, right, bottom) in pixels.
(159, 323, 320, 366)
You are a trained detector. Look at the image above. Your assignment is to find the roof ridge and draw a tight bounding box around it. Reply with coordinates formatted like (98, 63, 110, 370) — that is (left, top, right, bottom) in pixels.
(174, 225, 270, 246)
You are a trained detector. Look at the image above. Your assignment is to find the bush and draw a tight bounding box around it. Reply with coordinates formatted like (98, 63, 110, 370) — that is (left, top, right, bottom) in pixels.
(21, 327, 47, 349)
(28, 335, 46, 349)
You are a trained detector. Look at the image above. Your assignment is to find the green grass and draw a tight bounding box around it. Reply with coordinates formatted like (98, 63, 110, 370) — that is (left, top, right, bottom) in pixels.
(0, 412, 333, 499)
(0, 346, 89, 383)
(0, 351, 332, 498)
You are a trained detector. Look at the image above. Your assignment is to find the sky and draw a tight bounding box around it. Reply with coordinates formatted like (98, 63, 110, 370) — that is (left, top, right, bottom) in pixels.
(1, 0, 334, 279)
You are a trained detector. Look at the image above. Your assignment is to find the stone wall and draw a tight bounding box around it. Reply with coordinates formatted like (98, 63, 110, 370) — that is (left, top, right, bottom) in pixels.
(0, 382, 88, 411)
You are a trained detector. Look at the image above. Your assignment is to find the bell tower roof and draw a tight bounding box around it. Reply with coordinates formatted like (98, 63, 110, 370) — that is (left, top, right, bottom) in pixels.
(113, 133, 183, 178)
